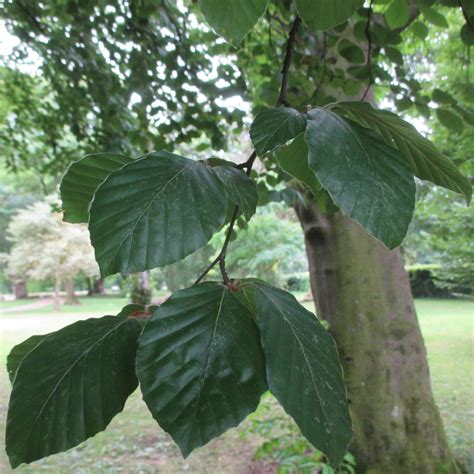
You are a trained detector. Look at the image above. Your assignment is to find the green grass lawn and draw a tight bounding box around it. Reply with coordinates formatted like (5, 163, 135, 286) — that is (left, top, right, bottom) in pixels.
(0, 297, 472, 472)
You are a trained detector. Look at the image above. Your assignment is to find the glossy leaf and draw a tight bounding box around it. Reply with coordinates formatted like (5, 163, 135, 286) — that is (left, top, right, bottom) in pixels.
(89, 151, 228, 277)
(198, 0, 268, 46)
(275, 134, 321, 195)
(60, 153, 134, 223)
(250, 107, 307, 156)
(246, 281, 352, 465)
(296, 0, 364, 31)
(6, 316, 142, 468)
(332, 101, 472, 203)
(212, 166, 258, 220)
(305, 108, 415, 249)
(385, 0, 409, 29)
(137, 283, 267, 457)
(6, 334, 48, 383)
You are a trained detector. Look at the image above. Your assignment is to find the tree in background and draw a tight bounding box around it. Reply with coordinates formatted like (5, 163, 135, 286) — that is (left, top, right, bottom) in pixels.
(3, 201, 98, 308)
(1, 1, 472, 471)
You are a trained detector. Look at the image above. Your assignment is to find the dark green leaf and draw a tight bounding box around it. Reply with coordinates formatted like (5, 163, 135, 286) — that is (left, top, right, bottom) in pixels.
(305, 108, 415, 249)
(296, 0, 364, 31)
(6, 316, 141, 468)
(461, 22, 474, 46)
(60, 153, 134, 223)
(384, 46, 404, 65)
(89, 151, 228, 277)
(198, 0, 268, 46)
(246, 281, 352, 465)
(6, 334, 48, 384)
(432, 89, 456, 105)
(436, 108, 464, 133)
(385, 0, 410, 29)
(137, 283, 267, 457)
(250, 107, 307, 156)
(338, 40, 365, 64)
(421, 7, 449, 28)
(411, 21, 429, 39)
(212, 166, 258, 220)
(275, 134, 322, 195)
(332, 101, 472, 203)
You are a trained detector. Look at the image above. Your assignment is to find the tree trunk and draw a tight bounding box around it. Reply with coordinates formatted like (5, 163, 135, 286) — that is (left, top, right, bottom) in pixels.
(130, 271, 152, 305)
(88, 277, 105, 296)
(53, 273, 61, 311)
(13, 280, 28, 299)
(63, 278, 79, 305)
(294, 202, 459, 473)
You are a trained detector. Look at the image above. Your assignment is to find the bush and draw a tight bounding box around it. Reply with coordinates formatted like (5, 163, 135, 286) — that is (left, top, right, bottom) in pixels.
(406, 264, 451, 298)
(285, 273, 310, 293)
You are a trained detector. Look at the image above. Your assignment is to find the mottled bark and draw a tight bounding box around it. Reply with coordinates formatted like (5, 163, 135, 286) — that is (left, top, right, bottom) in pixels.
(130, 271, 152, 305)
(64, 278, 79, 305)
(295, 202, 459, 473)
(88, 277, 105, 296)
(13, 280, 28, 299)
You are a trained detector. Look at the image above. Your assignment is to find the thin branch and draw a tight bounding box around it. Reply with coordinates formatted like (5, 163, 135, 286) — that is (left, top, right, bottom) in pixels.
(362, 0, 374, 101)
(194, 16, 302, 286)
(276, 16, 302, 107)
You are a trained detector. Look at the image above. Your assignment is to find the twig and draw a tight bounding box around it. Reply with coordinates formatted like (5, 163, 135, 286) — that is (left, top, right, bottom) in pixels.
(362, 0, 374, 101)
(276, 16, 302, 106)
(194, 16, 302, 286)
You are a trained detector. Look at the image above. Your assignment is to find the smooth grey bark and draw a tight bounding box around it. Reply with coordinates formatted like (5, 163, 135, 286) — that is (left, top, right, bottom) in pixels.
(294, 202, 459, 473)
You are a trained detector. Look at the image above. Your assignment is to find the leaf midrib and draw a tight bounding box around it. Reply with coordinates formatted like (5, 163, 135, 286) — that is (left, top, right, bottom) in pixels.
(17, 318, 131, 456)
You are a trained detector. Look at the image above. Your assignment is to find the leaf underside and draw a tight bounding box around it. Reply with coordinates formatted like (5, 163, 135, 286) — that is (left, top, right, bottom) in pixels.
(137, 282, 267, 457)
(296, 0, 364, 31)
(6, 316, 141, 468)
(198, 0, 268, 46)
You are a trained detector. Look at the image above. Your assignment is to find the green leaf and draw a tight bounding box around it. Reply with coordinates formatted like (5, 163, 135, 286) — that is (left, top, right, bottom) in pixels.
(421, 7, 449, 28)
(384, 46, 404, 65)
(250, 107, 307, 156)
(6, 316, 141, 468)
(332, 101, 472, 203)
(198, 0, 268, 46)
(212, 166, 258, 220)
(411, 21, 429, 40)
(436, 108, 464, 133)
(89, 151, 228, 277)
(338, 39, 365, 64)
(461, 22, 474, 46)
(385, 0, 410, 29)
(6, 334, 48, 384)
(60, 153, 134, 223)
(137, 283, 267, 457)
(305, 108, 415, 249)
(245, 281, 352, 464)
(296, 0, 364, 31)
(275, 134, 321, 195)
(432, 88, 456, 105)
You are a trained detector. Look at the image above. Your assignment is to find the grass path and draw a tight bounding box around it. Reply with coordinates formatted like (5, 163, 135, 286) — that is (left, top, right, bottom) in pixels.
(0, 297, 472, 472)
